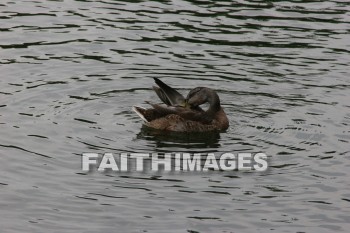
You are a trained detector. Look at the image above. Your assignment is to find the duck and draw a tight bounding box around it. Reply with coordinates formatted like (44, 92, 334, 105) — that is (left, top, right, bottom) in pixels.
(132, 78, 229, 132)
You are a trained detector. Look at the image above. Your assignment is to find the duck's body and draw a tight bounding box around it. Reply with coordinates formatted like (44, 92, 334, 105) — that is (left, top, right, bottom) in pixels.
(137, 107, 228, 132)
(132, 78, 229, 132)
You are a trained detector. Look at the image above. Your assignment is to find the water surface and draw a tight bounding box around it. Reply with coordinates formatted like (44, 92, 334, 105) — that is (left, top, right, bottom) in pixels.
(1, 0, 350, 232)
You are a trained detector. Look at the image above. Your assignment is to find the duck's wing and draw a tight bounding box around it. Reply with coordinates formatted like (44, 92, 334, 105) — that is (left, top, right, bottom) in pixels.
(146, 102, 186, 117)
(133, 103, 184, 122)
(132, 105, 173, 122)
(152, 86, 172, 106)
(153, 78, 185, 106)
(146, 102, 212, 124)
(178, 110, 213, 124)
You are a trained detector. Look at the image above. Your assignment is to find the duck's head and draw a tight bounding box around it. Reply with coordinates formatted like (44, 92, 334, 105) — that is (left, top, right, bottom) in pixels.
(173, 87, 207, 108)
(185, 87, 221, 113)
(185, 87, 208, 107)
(175, 87, 220, 111)
(186, 87, 220, 106)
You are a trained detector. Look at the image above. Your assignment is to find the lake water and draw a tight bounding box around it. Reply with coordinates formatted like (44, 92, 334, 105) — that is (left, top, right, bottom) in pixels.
(1, 0, 350, 232)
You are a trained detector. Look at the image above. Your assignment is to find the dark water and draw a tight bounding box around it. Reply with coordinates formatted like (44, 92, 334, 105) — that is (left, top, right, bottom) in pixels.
(1, 0, 350, 232)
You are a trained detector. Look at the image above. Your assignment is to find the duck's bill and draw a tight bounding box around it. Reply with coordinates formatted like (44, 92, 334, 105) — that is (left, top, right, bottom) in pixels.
(175, 100, 190, 108)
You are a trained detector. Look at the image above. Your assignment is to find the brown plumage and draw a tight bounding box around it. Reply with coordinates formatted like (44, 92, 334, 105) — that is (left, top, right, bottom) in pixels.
(132, 79, 229, 132)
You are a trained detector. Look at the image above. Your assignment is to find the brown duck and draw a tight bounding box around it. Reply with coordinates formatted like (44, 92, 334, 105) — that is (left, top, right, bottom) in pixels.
(132, 78, 229, 132)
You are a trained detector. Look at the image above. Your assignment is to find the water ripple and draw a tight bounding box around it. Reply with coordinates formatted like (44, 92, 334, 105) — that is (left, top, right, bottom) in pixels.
(1, 0, 350, 232)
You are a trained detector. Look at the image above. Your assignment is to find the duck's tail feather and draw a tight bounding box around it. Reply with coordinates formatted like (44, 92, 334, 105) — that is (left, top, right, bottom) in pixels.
(132, 106, 149, 123)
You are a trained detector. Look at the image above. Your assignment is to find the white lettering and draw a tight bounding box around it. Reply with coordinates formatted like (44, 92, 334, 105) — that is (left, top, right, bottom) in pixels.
(203, 153, 219, 171)
(98, 153, 118, 171)
(219, 153, 236, 170)
(152, 153, 171, 171)
(238, 153, 251, 170)
(82, 153, 98, 171)
(130, 153, 149, 171)
(183, 153, 201, 171)
(253, 153, 268, 171)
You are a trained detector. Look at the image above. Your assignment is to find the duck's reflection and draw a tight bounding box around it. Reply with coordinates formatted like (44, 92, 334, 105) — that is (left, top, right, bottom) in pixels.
(136, 125, 222, 150)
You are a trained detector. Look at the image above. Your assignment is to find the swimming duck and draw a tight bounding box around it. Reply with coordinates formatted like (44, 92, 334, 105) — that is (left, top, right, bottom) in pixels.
(132, 78, 229, 132)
